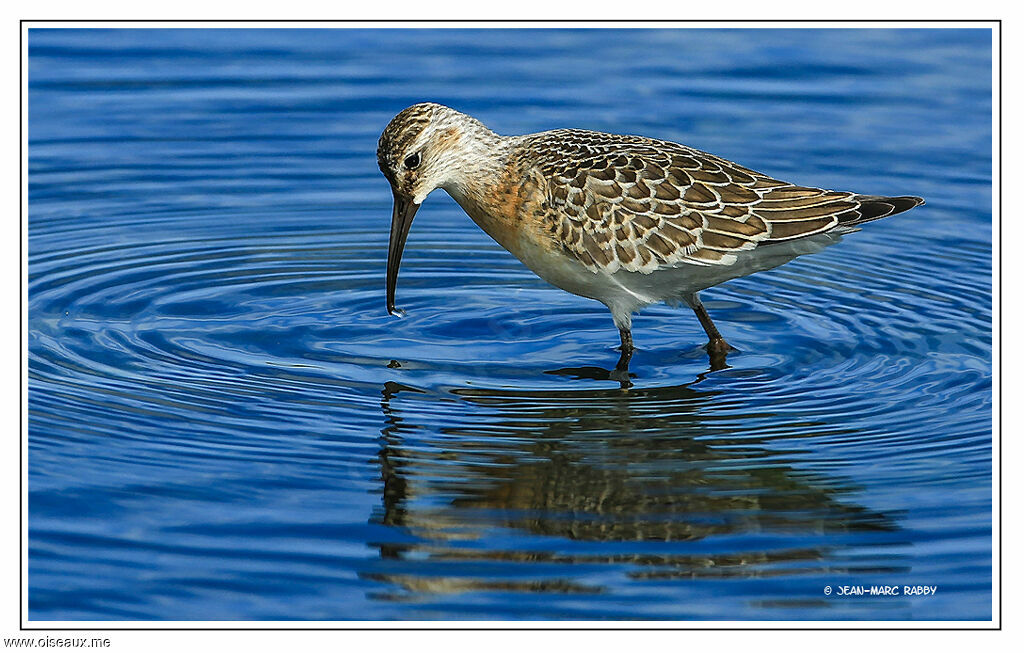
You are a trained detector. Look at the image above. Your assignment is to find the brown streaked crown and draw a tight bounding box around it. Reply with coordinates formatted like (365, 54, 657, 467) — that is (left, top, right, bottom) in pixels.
(377, 103, 439, 183)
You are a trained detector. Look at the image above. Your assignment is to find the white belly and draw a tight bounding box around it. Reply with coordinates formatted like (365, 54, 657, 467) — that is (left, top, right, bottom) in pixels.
(503, 229, 845, 329)
(504, 232, 660, 325)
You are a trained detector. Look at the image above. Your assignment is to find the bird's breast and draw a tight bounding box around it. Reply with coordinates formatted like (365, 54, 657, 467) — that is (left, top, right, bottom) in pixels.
(446, 172, 611, 299)
(446, 167, 552, 258)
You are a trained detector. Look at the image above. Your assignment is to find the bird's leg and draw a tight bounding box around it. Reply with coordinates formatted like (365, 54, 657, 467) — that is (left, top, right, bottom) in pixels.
(688, 294, 730, 370)
(615, 327, 634, 372)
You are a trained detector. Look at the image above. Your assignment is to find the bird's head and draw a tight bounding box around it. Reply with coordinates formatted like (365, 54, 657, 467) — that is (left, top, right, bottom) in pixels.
(377, 102, 496, 316)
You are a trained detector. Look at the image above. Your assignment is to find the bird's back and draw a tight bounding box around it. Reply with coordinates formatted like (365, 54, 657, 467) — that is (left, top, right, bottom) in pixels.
(511, 128, 923, 275)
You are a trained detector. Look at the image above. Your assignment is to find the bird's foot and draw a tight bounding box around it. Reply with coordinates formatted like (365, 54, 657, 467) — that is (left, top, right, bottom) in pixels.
(609, 367, 634, 389)
(611, 344, 636, 388)
(707, 337, 730, 356)
(614, 352, 632, 372)
(706, 338, 731, 371)
(614, 342, 634, 372)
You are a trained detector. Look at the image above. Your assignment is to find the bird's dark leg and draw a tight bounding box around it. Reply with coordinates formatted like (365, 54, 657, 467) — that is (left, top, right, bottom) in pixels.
(615, 327, 634, 372)
(688, 294, 730, 371)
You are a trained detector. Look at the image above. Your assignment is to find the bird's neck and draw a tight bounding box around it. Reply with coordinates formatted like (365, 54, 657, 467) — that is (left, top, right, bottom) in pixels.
(440, 132, 541, 257)
(439, 126, 513, 207)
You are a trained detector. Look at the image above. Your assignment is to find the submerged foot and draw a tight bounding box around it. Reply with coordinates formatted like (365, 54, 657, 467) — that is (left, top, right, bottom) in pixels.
(706, 337, 731, 371)
(615, 348, 633, 373)
(609, 367, 634, 389)
(612, 348, 635, 388)
(606, 343, 630, 388)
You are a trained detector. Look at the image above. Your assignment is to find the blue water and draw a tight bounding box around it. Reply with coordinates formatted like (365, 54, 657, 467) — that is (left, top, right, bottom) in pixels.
(28, 27, 992, 621)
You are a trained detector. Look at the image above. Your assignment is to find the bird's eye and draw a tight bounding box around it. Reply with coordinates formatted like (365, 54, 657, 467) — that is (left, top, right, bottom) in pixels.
(404, 152, 420, 170)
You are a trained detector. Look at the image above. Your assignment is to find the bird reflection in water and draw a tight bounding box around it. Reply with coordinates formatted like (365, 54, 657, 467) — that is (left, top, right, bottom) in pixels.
(366, 378, 904, 601)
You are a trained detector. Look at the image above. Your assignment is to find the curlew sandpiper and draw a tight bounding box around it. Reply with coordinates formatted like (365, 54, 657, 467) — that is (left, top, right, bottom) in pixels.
(377, 103, 924, 373)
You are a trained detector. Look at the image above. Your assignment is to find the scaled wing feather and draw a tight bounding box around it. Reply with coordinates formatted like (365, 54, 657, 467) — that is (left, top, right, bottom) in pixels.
(527, 130, 912, 273)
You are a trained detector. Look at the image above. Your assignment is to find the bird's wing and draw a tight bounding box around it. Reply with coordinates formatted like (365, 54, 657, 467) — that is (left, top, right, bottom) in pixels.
(530, 129, 918, 273)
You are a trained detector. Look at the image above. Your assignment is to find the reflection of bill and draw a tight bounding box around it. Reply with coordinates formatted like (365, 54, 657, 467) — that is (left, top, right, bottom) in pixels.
(366, 379, 904, 598)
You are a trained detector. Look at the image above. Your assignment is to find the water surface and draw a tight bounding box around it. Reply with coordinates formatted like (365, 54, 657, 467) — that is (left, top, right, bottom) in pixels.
(28, 27, 992, 621)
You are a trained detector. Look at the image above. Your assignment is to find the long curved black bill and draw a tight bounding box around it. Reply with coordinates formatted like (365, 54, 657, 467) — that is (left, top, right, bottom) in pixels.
(386, 191, 420, 316)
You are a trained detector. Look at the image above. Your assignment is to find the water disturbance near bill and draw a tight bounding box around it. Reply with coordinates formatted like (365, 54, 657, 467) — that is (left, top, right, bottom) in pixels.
(28, 28, 992, 620)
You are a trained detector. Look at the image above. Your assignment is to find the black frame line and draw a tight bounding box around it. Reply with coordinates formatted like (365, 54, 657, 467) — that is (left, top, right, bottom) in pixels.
(19, 17, 1003, 634)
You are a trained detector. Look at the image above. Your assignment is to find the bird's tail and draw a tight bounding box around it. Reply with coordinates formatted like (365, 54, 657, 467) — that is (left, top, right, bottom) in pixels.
(842, 195, 925, 227)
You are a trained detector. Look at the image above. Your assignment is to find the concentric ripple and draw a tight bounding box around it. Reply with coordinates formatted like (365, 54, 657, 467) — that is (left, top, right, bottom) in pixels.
(28, 27, 992, 621)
